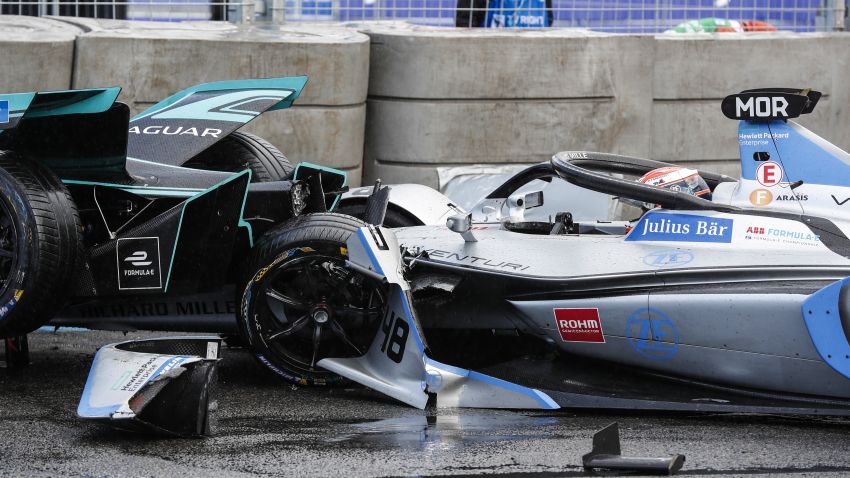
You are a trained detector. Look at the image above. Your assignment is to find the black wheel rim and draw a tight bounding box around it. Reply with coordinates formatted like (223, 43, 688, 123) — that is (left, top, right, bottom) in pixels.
(0, 197, 18, 297)
(255, 253, 385, 375)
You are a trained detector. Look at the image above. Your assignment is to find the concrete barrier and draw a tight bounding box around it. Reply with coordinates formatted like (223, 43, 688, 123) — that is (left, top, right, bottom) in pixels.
(357, 22, 850, 188)
(70, 20, 370, 184)
(358, 23, 652, 188)
(363, 23, 613, 99)
(0, 16, 82, 93)
(4, 17, 850, 190)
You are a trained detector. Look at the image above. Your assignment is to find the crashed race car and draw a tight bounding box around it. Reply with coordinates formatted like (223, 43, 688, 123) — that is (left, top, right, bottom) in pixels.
(293, 88, 850, 415)
(0, 76, 353, 433)
(0, 76, 351, 338)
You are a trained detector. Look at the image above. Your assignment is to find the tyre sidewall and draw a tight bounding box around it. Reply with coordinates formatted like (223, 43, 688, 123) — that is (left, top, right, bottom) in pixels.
(0, 169, 35, 329)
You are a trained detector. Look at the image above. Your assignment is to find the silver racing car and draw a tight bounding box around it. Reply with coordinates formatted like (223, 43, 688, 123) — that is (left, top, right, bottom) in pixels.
(296, 88, 850, 414)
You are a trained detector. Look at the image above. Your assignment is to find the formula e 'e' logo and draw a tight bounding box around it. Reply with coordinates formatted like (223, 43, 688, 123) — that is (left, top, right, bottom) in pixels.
(124, 251, 152, 267)
(116, 237, 162, 290)
(625, 308, 679, 361)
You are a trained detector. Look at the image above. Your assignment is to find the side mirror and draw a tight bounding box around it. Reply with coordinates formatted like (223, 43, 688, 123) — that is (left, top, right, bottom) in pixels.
(446, 213, 477, 242)
(523, 190, 544, 209)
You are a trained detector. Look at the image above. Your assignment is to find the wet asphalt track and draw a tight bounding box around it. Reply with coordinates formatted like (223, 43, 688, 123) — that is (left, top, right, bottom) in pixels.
(3, 330, 850, 477)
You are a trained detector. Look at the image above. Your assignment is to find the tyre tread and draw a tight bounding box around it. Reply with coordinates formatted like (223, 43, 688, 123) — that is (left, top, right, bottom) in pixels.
(184, 131, 293, 182)
(0, 151, 82, 336)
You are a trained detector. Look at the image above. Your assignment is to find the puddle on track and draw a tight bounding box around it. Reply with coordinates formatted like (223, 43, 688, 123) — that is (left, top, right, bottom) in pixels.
(327, 412, 563, 450)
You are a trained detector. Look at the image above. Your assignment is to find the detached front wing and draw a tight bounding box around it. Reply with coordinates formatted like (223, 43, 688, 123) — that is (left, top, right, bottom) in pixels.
(78, 336, 221, 437)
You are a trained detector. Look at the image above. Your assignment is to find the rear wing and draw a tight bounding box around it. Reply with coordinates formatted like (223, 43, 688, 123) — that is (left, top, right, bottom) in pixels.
(0, 76, 308, 181)
(722, 86, 850, 221)
(0, 87, 120, 130)
(0, 88, 129, 180)
(721, 88, 821, 121)
(128, 76, 307, 167)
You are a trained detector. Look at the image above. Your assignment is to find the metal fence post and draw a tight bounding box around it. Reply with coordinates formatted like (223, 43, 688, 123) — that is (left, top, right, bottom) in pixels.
(272, 0, 284, 22)
(836, 0, 847, 31)
(241, 0, 256, 23)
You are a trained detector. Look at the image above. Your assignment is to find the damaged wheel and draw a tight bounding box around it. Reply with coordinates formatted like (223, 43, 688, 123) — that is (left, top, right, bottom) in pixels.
(238, 213, 385, 386)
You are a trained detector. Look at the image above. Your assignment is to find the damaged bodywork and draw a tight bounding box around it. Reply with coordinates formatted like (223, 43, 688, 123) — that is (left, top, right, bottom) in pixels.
(78, 336, 221, 436)
(305, 89, 850, 415)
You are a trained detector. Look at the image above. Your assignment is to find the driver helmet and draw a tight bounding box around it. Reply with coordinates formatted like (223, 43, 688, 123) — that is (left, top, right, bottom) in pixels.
(639, 166, 712, 201)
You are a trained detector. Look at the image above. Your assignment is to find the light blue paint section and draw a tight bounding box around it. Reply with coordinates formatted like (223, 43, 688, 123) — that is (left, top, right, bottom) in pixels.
(36, 326, 89, 333)
(802, 276, 850, 380)
(738, 120, 850, 187)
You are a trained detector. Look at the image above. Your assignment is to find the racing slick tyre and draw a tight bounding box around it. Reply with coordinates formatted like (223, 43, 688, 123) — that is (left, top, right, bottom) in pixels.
(0, 152, 82, 337)
(238, 213, 385, 386)
(334, 202, 421, 228)
(184, 131, 293, 182)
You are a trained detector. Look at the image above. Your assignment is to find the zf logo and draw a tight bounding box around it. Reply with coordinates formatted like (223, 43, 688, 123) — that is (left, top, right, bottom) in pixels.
(643, 250, 694, 267)
(421, 370, 444, 393)
(380, 310, 409, 364)
(0, 100, 8, 124)
(625, 309, 679, 361)
(736, 97, 789, 118)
